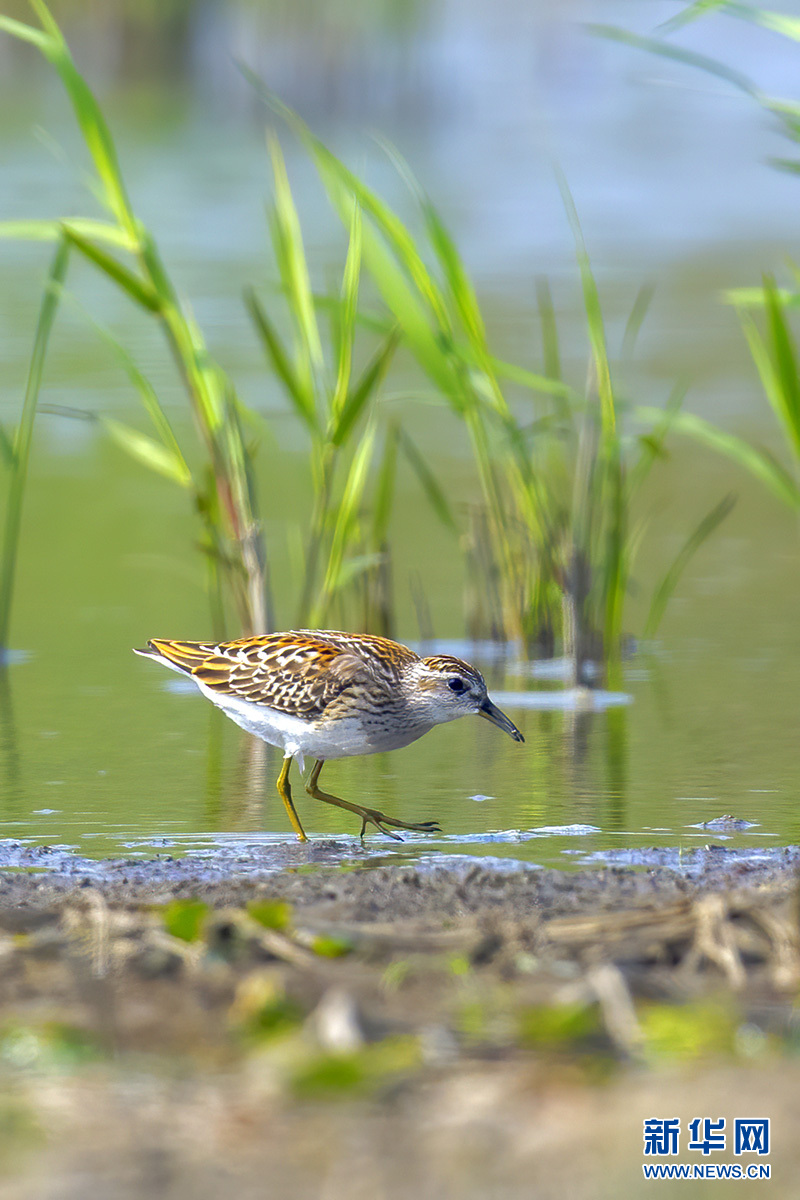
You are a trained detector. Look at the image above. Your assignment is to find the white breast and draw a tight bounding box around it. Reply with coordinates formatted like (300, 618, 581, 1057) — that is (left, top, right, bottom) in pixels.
(194, 680, 430, 770)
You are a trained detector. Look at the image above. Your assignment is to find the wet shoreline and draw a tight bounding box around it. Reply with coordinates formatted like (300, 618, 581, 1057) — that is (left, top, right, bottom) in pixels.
(0, 837, 797, 914)
(0, 839, 798, 1197)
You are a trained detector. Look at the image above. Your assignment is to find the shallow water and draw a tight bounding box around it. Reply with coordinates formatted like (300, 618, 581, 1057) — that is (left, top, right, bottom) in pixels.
(2, 453, 799, 873)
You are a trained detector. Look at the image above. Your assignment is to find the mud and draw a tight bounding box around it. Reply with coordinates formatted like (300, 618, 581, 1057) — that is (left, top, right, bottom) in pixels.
(0, 842, 797, 1199)
(0, 838, 797, 916)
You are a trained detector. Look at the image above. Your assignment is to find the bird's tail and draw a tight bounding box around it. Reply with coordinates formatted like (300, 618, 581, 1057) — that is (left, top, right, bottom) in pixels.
(133, 638, 215, 676)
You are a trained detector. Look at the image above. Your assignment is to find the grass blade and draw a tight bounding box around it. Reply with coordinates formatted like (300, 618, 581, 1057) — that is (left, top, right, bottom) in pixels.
(372, 423, 400, 547)
(267, 133, 324, 374)
(0, 218, 136, 250)
(421, 197, 486, 347)
(315, 422, 379, 618)
(0, 426, 14, 469)
(0, 3, 138, 239)
(329, 551, 385, 593)
(363, 223, 462, 402)
(419, 195, 512, 416)
(557, 169, 615, 437)
(589, 24, 762, 102)
(244, 286, 315, 432)
(63, 228, 160, 311)
(331, 201, 362, 424)
(658, 1, 728, 35)
(399, 430, 458, 533)
(0, 237, 70, 652)
(622, 283, 656, 360)
(27, 1, 138, 236)
(629, 380, 687, 494)
(638, 405, 800, 507)
(240, 72, 454, 333)
(0, 13, 48, 49)
(645, 494, 736, 636)
(85, 325, 191, 484)
(760, 276, 800, 458)
(488, 356, 578, 402)
(713, 2, 800, 42)
(535, 278, 571, 422)
(723, 285, 800, 307)
(101, 417, 192, 486)
(332, 327, 399, 447)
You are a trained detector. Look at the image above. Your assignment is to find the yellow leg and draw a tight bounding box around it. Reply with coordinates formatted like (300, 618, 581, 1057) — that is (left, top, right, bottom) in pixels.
(276, 756, 307, 842)
(306, 760, 440, 841)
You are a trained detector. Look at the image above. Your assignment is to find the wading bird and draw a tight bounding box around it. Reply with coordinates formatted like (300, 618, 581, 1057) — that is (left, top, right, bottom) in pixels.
(135, 629, 524, 841)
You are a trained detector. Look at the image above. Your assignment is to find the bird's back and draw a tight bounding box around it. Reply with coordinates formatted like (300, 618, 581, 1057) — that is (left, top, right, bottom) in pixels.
(134, 630, 420, 720)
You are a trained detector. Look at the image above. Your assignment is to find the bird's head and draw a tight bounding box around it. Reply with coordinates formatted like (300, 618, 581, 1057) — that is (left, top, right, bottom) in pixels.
(408, 655, 524, 742)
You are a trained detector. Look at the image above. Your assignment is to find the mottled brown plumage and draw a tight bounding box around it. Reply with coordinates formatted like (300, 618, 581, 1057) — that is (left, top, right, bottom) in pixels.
(135, 629, 523, 842)
(147, 630, 416, 720)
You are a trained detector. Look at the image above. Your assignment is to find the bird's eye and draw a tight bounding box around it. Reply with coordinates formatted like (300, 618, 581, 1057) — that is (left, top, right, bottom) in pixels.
(448, 677, 466, 694)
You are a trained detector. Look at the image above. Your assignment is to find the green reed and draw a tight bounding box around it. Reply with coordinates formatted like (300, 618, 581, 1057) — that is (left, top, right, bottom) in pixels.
(248, 85, 734, 676)
(596, 3, 800, 514)
(0, 1, 270, 638)
(0, 237, 69, 657)
(0, 4, 451, 645)
(0, 5, 743, 665)
(245, 86, 562, 640)
(245, 131, 458, 633)
(245, 138, 394, 630)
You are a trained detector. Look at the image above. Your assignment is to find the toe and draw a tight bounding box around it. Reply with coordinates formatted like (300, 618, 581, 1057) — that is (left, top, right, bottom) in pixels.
(379, 822, 404, 841)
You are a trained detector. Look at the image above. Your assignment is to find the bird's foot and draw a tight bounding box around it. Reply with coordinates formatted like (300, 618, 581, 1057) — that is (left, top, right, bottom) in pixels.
(355, 807, 441, 841)
(305, 769, 440, 842)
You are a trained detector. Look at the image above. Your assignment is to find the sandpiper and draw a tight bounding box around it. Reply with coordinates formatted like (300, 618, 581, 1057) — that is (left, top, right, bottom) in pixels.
(134, 629, 524, 842)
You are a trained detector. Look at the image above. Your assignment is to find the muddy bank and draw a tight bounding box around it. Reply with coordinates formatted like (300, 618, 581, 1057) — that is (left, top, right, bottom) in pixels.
(0, 841, 796, 1060)
(0, 839, 798, 916)
(0, 843, 797, 1199)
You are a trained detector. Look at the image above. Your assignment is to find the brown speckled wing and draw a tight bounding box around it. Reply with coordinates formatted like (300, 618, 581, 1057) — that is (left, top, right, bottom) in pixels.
(147, 631, 417, 719)
(307, 630, 419, 674)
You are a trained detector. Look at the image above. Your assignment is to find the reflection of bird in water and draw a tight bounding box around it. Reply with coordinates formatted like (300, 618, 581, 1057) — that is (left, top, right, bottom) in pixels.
(135, 629, 524, 842)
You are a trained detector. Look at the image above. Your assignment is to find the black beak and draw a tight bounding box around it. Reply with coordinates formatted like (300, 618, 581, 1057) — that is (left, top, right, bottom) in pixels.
(478, 698, 524, 743)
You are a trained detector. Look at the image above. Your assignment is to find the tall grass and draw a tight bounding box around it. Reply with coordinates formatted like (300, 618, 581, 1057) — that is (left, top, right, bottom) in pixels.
(0, 5, 742, 671)
(245, 136, 458, 632)
(0, 237, 69, 658)
(245, 141, 397, 630)
(244, 83, 566, 643)
(0, 1, 270, 638)
(246, 80, 734, 677)
(595, 4, 800, 515)
(0, 5, 455, 642)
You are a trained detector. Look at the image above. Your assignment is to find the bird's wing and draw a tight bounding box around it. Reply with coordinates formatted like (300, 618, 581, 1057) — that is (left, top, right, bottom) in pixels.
(144, 633, 387, 719)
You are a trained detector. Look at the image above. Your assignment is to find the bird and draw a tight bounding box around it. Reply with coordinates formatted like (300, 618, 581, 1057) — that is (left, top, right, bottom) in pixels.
(134, 629, 524, 842)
